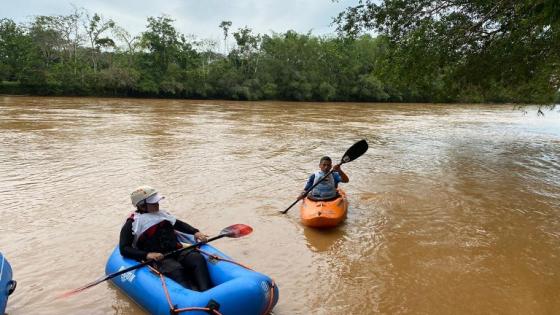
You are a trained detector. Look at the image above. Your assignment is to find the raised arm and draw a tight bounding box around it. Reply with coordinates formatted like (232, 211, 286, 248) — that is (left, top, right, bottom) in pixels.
(333, 164, 349, 183)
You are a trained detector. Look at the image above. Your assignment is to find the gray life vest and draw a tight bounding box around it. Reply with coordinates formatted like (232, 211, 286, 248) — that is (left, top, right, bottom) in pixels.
(130, 210, 176, 247)
(310, 171, 337, 200)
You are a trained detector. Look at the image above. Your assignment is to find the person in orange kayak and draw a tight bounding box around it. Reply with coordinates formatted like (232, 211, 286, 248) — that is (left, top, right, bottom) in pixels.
(298, 156, 349, 201)
(119, 185, 212, 291)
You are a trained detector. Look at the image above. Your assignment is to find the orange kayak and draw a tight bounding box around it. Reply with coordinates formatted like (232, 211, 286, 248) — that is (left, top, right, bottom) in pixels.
(300, 189, 348, 228)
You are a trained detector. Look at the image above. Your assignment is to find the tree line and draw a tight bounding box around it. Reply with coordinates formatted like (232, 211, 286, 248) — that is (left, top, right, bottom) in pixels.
(0, 5, 558, 103)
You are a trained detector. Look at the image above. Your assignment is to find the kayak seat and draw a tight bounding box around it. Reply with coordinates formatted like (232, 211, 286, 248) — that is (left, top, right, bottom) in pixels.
(307, 193, 341, 202)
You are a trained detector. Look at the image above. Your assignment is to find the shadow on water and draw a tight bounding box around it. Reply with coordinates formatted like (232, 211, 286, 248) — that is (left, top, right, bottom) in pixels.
(303, 225, 347, 253)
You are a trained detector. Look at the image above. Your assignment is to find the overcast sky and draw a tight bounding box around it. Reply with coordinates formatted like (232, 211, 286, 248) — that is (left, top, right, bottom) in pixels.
(3, 0, 357, 47)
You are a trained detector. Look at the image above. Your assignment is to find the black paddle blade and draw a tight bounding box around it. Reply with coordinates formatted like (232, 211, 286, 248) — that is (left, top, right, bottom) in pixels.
(340, 139, 368, 164)
(220, 224, 253, 238)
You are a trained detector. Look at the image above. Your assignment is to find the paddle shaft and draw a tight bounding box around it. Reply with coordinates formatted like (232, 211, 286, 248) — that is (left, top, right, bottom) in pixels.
(64, 234, 227, 295)
(106, 234, 225, 281)
(59, 223, 255, 298)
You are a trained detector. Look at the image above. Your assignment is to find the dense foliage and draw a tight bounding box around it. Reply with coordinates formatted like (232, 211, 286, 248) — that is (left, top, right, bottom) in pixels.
(334, 0, 560, 103)
(0, 6, 557, 103)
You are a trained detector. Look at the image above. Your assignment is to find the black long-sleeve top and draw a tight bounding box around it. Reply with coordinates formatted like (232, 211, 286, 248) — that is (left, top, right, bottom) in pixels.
(119, 217, 199, 261)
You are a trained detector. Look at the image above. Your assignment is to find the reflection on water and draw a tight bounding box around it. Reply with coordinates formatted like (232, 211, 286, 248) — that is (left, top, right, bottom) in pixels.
(303, 226, 347, 253)
(0, 96, 559, 315)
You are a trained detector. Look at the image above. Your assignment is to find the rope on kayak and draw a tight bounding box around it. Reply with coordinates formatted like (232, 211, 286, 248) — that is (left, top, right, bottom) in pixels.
(145, 249, 276, 315)
(148, 265, 223, 315)
(196, 249, 277, 315)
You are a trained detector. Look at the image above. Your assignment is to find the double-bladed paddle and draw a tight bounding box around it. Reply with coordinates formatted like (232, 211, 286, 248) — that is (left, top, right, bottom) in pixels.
(59, 224, 253, 298)
(281, 139, 369, 214)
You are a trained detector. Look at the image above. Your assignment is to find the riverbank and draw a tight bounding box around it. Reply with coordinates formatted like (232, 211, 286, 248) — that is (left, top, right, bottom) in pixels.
(2, 81, 559, 105)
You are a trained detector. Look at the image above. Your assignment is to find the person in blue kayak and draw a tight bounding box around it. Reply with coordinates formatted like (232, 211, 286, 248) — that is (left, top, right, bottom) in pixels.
(298, 156, 349, 201)
(119, 185, 212, 291)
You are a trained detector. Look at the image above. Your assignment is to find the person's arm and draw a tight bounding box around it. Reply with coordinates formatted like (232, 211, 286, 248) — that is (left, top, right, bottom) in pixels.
(119, 219, 150, 261)
(174, 219, 199, 235)
(175, 219, 208, 242)
(304, 174, 315, 191)
(333, 164, 349, 183)
(298, 174, 315, 200)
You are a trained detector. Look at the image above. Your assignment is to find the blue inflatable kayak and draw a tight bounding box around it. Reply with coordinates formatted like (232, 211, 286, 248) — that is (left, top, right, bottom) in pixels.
(1, 252, 16, 314)
(105, 238, 279, 315)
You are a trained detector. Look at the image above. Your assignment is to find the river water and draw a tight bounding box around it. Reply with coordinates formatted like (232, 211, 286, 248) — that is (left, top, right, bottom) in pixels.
(1, 96, 559, 314)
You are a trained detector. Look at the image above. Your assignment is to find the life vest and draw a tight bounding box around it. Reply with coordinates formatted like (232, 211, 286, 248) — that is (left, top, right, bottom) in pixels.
(129, 210, 180, 253)
(309, 171, 337, 200)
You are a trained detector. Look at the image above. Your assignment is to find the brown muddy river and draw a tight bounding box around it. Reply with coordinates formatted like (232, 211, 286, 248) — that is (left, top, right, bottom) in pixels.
(1, 96, 559, 314)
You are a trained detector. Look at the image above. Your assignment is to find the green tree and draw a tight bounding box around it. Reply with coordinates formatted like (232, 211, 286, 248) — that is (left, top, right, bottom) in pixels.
(139, 15, 199, 95)
(218, 20, 232, 55)
(112, 25, 140, 67)
(0, 19, 30, 81)
(28, 16, 66, 67)
(335, 0, 560, 102)
(141, 15, 181, 74)
(84, 12, 115, 72)
(27, 12, 86, 90)
(231, 26, 262, 77)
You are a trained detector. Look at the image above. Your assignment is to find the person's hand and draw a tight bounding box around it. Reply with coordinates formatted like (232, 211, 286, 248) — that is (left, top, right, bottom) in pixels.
(297, 191, 307, 200)
(194, 231, 209, 243)
(146, 252, 164, 261)
(332, 164, 342, 172)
